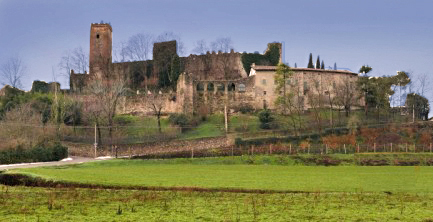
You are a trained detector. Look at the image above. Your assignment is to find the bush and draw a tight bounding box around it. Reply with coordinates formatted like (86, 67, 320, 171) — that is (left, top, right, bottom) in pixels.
(258, 109, 274, 129)
(0, 143, 68, 164)
(169, 113, 195, 132)
(238, 104, 254, 114)
(113, 115, 138, 125)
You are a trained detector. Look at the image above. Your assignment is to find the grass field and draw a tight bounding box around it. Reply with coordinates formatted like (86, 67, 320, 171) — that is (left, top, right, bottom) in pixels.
(1, 185, 433, 221)
(8, 157, 433, 193)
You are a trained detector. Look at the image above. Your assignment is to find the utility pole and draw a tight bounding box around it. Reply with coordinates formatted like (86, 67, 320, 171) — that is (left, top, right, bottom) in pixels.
(94, 123, 97, 158)
(412, 104, 415, 123)
(224, 105, 228, 133)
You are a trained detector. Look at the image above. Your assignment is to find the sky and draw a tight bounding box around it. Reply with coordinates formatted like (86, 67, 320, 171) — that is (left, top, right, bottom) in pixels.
(1, 0, 433, 114)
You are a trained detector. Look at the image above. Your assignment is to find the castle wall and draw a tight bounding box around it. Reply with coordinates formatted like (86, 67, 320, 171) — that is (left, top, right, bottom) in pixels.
(184, 51, 247, 81)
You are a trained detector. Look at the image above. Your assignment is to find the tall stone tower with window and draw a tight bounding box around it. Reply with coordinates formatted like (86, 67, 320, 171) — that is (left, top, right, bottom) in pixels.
(89, 23, 112, 78)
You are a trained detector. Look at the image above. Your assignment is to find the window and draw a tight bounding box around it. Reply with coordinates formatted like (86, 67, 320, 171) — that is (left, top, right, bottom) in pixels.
(263, 91, 267, 95)
(262, 79, 267, 85)
(96, 34, 100, 39)
(228, 83, 236, 91)
(217, 83, 225, 91)
(207, 83, 214, 91)
(238, 84, 246, 92)
(196, 83, 204, 91)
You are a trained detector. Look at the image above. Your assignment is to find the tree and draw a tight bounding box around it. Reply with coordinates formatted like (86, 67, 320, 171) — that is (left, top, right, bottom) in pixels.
(124, 33, 154, 61)
(359, 65, 372, 76)
(274, 63, 304, 135)
(321, 60, 325, 69)
(333, 63, 337, 70)
(58, 47, 89, 87)
(1, 57, 26, 89)
(406, 93, 429, 121)
(315, 56, 320, 69)
(192, 39, 209, 55)
(210, 37, 234, 53)
(258, 109, 274, 129)
(294, 63, 297, 68)
(147, 92, 165, 133)
(334, 76, 360, 117)
(308, 53, 314, 68)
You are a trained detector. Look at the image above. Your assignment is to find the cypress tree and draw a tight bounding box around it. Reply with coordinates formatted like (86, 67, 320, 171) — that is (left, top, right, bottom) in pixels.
(307, 53, 314, 68)
(294, 63, 297, 68)
(316, 56, 320, 69)
(321, 60, 325, 69)
(334, 62, 337, 70)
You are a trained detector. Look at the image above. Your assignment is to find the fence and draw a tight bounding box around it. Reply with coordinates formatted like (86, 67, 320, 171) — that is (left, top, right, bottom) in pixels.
(106, 142, 433, 159)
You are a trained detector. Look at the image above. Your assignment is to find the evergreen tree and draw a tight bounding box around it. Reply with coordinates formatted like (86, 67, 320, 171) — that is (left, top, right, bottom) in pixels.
(316, 56, 320, 69)
(321, 60, 324, 69)
(294, 63, 297, 68)
(333, 63, 337, 70)
(307, 53, 314, 68)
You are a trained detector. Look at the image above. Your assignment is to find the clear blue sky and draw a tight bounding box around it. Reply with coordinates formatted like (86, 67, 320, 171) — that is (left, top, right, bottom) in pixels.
(1, 0, 432, 113)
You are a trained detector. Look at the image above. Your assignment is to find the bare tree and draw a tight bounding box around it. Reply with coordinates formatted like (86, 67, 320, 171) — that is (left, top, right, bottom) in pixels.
(0, 56, 26, 89)
(210, 37, 234, 53)
(416, 73, 431, 97)
(113, 41, 129, 62)
(58, 47, 89, 86)
(192, 39, 209, 55)
(124, 33, 154, 61)
(156, 31, 186, 56)
(334, 76, 359, 117)
(147, 92, 165, 133)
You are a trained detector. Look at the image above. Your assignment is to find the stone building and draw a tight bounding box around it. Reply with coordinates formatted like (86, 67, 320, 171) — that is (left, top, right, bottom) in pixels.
(70, 23, 363, 115)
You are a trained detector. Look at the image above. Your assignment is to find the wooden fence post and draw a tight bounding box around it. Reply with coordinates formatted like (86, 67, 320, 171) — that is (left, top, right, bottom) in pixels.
(269, 144, 272, 155)
(357, 144, 360, 153)
(390, 143, 393, 153)
(344, 144, 347, 154)
(289, 144, 292, 155)
(191, 147, 194, 159)
(252, 145, 254, 155)
(430, 143, 432, 153)
(374, 143, 376, 153)
(414, 143, 416, 153)
(231, 146, 234, 157)
(325, 144, 328, 154)
(308, 144, 310, 154)
(406, 143, 408, 153)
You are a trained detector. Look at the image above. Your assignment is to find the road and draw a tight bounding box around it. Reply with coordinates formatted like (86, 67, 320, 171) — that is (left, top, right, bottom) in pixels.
(0, 156, 110, 170)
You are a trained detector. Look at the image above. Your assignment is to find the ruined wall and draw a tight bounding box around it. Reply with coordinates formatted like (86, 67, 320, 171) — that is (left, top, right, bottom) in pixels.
(192, 76, 256, 113)
(184, 51, 247, 81)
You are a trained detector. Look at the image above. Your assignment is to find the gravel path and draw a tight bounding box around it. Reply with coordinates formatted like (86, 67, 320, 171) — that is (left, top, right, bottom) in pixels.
(0, 156, 110, 170)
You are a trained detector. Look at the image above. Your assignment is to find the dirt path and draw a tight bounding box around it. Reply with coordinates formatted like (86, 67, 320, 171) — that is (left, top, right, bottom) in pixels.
(0, 156, 107, 170)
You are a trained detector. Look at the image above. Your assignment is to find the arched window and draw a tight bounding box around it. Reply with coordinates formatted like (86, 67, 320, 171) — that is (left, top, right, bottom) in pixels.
(217, 83, 225, 92)
(228, 83, 236, 91)
(207, 83, 214, 92)
(238, 84, 246, 92)
(196, 83, 204, 91)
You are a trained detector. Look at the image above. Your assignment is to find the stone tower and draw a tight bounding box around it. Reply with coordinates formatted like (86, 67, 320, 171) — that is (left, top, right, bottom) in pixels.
(89, 23, 112, 77)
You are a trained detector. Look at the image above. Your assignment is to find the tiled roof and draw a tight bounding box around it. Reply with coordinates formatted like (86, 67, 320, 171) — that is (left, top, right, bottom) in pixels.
(253, 66, 358, 75)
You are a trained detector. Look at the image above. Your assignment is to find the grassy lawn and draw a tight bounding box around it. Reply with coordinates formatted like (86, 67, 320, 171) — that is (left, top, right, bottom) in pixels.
(179, 114, 225, 140)
(9, 158, 433, 193)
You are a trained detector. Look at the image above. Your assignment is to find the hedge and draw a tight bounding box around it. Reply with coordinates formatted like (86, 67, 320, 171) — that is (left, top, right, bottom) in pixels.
(0, 143, 68, 164)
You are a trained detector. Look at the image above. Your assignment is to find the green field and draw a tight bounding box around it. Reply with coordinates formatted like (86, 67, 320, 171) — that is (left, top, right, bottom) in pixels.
(8, 158, 433, 193)
(1, 185, 433, 221)
(3, 157, 433, 220)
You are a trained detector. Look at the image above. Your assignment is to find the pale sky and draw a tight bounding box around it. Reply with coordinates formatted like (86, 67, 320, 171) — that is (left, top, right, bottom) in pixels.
(1, 0, 432, 114)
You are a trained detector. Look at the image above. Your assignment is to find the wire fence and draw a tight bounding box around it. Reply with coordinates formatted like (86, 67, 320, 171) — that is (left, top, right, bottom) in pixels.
(108, 143, 433, 160)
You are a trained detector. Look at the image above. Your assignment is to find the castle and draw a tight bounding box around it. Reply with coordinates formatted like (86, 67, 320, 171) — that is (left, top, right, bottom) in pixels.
(70, 23, 363, 115)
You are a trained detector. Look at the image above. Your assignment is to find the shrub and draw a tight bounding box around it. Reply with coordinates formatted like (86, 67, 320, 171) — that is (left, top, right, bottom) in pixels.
(238, 104, 254, 114)
(113, 115, 138, 125)
(169, 113, 196, 132)
(258, 109, 274, 129)
(0, 142, 68, 164)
